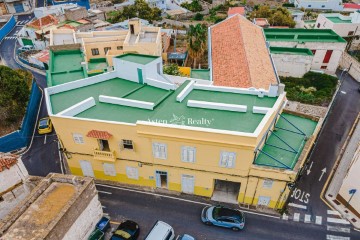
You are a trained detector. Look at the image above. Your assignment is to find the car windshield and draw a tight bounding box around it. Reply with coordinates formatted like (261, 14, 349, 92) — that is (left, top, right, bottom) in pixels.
(39, 119, 48, 129)
(212, 207, 243, 221)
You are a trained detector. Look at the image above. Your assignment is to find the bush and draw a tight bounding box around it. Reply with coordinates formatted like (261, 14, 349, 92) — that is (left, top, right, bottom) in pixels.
(163, 64, 182, 76)
(193, 13, 204, 21)
(280, 72, 338, 106)
(181, 0, 203, 12)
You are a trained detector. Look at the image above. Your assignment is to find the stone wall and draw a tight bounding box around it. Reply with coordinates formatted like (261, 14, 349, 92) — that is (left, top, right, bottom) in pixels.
(339, 52, 360, 82)
(65, 8, 88, 21)
(49, 43, 82, 52)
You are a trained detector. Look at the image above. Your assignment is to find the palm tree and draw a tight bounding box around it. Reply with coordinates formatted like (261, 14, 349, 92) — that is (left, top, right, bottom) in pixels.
(187, 24, 207, 68)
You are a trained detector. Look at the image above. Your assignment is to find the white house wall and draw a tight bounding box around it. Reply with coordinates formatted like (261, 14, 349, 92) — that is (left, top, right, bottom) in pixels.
(271, 54, 313, 77)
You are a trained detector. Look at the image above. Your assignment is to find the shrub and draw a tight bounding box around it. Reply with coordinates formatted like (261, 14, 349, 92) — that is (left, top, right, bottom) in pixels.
(193, 13, 204, 21)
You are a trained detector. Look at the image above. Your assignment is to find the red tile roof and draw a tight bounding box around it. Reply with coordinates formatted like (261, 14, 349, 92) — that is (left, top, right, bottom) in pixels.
(87, 130, 112, 139)
(0, 154, 18, 172)
(344, 3, 360, 9)
(210, 14, 278, 89)
(228, 7, 245, 16)
(27, 15, 59, 30)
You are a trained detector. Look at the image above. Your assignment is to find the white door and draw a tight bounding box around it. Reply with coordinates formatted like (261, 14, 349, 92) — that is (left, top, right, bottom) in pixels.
(181, 175, 194, 194)
(155, 171, 167, 188)
(257, 196, 271, 206)
(80, 160, 94, 177)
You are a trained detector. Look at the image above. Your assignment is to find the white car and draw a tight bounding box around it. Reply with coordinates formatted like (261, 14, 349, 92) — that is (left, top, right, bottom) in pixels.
(145, 221, 175, 240)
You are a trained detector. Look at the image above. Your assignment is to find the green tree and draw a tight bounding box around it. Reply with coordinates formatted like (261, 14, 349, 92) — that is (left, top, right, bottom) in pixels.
(181, 0, 203, 12)
(0, 66, 31, 124)
(187, 24, 207, 68)
(193, 13, 204, 21)
(163, 64, 182, 76)
(249, 6, 296, 28)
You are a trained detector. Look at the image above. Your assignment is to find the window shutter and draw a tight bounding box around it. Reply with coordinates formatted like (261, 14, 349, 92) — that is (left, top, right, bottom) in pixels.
(188, 149, 194, 163)
(182, 147, 188, 162)
(154, 144, 160, 158)
(227, 153, 234, 168)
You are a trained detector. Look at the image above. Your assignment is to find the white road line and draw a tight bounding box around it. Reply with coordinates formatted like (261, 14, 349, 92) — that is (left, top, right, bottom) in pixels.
(282, 213, 288, 220)
(327, 217, 350, 225)
(98, 190, 112, 195)
(95, 184, 280, 219)
(327, 210, 341, 216)
(288, 202, 307, 210)
(326, 235, 350, 240)
(340, 91, 347, 94)
(304, 214, 311, 223)
(327, 225, 351, 233)
(102, 206, 106, 209)
(293, 213, 300, 222)
(44, 134, 47, 144)
(316, 216, 322, 225)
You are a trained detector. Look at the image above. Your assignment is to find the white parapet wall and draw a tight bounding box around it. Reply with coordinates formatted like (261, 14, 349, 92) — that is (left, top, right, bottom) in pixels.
(187, 100, 247, 112)
(193, 84, 272, 96)
(57, 97, 96, 117)
(99, 95, 155, 110)
(146, 78, 176, 90)
(253, 106, 272, 114)
(176, 81, 195, 102)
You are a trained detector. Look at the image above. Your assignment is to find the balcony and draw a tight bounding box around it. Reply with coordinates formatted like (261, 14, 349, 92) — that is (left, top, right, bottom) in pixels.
(93, 149, 116, 162)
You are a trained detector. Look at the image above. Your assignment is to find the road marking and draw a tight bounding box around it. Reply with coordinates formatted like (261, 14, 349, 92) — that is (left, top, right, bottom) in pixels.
(304, 214, 311, 223)
(282, 213, 288, 220)
(288, 202, 307, 209)
(44, 134, 47, 144)
(327, 217, 350, 225)
(306, 161, 313, 175)
(327, 210, 341, 216)
(95, 184, 280, 219)
(327, 225, 351, 233)
(293, 213, 300, 222)
(316, 216, 322, 225)
(319, 168, 327, 181)
(326, 235, 350, 240)
(98, 190, 112, 195)
(340, 91, 347, 94)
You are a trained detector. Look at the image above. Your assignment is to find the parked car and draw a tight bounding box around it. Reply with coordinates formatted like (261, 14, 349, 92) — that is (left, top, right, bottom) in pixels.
(17, 45, 34, 53)
(201, 205, 245, 231)
(176, 234, 195, 240)
(111, 220, 139, 240)
(144, 220, 175, 240)
(38, 117, 53, 134)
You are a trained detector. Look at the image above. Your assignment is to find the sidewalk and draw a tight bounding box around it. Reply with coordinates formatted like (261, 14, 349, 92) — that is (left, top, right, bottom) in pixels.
(323, 113, 360, 229)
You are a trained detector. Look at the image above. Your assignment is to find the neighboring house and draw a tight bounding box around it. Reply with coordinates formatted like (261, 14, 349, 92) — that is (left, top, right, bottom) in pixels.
(210, 14, 278, 89)
(88, 9, 106, 21)
(1, 0, 32, 14)
(49, 18, 162, 69)
(227, 7, 246, 17)
(49, 0, 90, 9)
(173, 0, 192, 5)
(270, 47, 314, 77)
(288, 8, 305, 25)
(294, 0, 343, 11)
(342, 3, 360, 12)
(264, 28, 347, 74)
(0, 173, 103, 240)
(34, 3, 78, 19)
(315, 11, 360, 49)
(253, 18, 270, 28)
(44, 50, 320, 209)
(146, 0, 166, 11)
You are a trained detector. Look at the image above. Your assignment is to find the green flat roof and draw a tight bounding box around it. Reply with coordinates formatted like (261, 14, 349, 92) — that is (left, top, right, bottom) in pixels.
(264, 28, 346, 43)
(115, 53, 158, 65)
(326, 17, 352, 24)
(47, 49, 86, 87)
(254, 113, 317, 170)
(190, 69, 210, 81)
(270, 47, 313, 56)
(50, 79, 278, 133)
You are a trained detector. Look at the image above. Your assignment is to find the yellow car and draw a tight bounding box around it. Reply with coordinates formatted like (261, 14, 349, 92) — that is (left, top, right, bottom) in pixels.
(38, 117, 53, 134)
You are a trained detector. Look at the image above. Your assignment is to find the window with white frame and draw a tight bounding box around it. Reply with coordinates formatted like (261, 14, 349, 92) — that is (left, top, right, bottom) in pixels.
(181, 146, 196, 163)
(262, 179, 273, 189)
(219, 151, 236, 168)
(126, 166, 139, 179)
(103, 163, 116, 176)
(72, 133, 84, 144)
(121, 139, 134, 150)
(152, 142, 167, 159)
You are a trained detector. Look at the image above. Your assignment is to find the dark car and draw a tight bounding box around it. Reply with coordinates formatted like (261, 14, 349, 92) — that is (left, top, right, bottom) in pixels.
(201, 205, 245, 231)
(111, 220, 140, 240)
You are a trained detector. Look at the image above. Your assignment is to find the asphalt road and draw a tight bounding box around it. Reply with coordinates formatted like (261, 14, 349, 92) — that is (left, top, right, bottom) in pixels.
(288, 71, 360, 219)
(0, 22, 62, 176)
(96, 184, 360, 240)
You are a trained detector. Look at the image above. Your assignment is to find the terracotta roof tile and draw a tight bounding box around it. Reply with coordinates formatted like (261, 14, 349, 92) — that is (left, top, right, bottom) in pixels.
(86, 130, 112, 139)
(27, 15, 59, 30)
(0, 153, 18, 172)
(228, 7, 245, 16)
(210, 14, 278, 89)
(344, 3, 360, 9)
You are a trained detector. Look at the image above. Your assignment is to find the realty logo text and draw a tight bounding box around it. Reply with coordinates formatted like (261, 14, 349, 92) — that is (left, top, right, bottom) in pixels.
(148, 114, 214, 126)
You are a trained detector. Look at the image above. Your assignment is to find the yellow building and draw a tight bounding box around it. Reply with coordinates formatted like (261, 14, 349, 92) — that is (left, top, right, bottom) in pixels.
(45, 53, 321, 210)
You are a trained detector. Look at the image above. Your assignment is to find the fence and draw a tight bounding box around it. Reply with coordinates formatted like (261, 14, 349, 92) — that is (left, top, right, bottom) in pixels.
(0, 81, 42, 153)
(0, 15, 16, 41)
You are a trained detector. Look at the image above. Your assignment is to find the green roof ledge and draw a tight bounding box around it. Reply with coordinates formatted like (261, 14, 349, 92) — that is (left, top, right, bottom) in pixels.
(270, 47, 313, 56)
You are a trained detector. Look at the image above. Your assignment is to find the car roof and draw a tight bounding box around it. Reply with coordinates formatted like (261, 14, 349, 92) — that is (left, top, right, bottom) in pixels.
(145, 221, 173, 240)
(216, 206, 243, 220)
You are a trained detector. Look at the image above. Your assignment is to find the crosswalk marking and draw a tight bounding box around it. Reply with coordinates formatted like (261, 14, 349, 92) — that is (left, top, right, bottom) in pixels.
(16, 20, 30, 25)
(316, 216, 322, 225)
(326, 235, 350, 240)
(327, 210, 341, 216)
(288, 202, 307, 210)
(327, 217, 350, 225)
(4, 36, 17, 40)
(293, 213, 300, 222)
(327, 225, 351, 233)
(304, 214, 311, 223)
